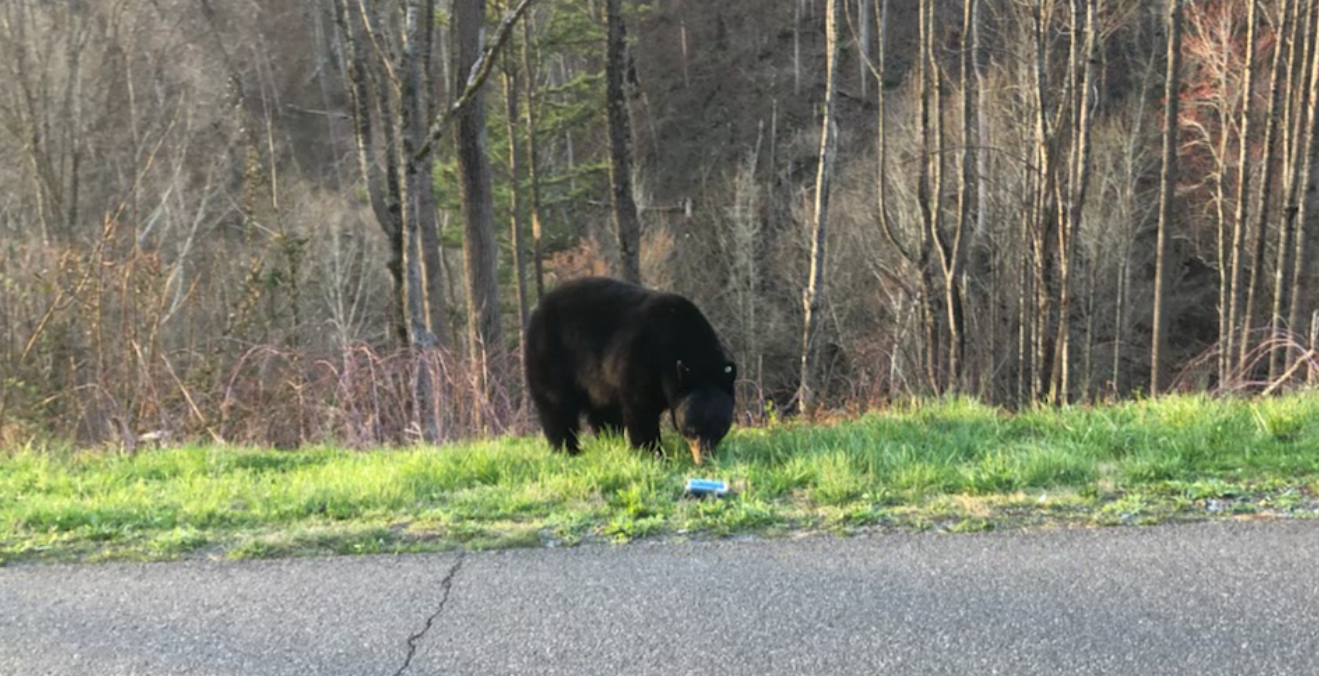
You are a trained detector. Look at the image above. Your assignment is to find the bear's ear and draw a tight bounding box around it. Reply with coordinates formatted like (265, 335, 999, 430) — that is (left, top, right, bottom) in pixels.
(676, 359, 691, 383)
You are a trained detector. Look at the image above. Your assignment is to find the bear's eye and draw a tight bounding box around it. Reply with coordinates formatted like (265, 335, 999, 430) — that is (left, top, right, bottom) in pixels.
(724, 365, 732, 374)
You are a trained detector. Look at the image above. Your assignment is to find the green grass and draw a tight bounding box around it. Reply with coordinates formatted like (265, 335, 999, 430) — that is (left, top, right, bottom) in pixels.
(3, 394, 1319, 564)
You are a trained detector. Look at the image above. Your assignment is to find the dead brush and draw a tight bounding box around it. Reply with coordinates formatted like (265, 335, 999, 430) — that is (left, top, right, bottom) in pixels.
(217, 342, 534, 448)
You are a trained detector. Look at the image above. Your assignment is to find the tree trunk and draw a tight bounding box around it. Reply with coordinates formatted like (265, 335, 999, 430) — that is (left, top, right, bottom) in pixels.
(1017, 188, 1033, 406)
(413, 0, 447, 344)
(1223, 0, 1258, 384)
(454, 0, 505, 430)
(335, 0, 450, 438)
(522, 13, 546, 300)
(1058, 0, 1099, 403)
(1271, 0, 1314, 379)
(874, 0, 920, 400)
(1113, 253, 1129, 396)
(402, 0, 443, 441)
(333, 0, 407, 347)
(403, 0, 445, 352)
(1030, 1, 1055, 402)
(799, 0, 840, 416)
(1151, 0, 1184, 396)
(858, 0, 872, 98)
(917, 0, 944, 393)
(606, 0, 642, 284)
(875, 0, 908, 261)
(794, 0, 804, 96)
(1239, 0, 1291, 371)
(973, 0, 990, 243)
(942, 0, 976, 392)
(972, 0, 992, 394)
(502, 37, 531, 350)
(1284, 0, 1319, 362)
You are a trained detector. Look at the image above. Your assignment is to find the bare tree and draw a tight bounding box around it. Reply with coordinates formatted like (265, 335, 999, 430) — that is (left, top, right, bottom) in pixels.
(1026, 0, 1058, 402)
(332, 0, 412, 347)
(0, 0, 97, 242)
(402, 0, 446, 351)
(331, 0, 448, 438)
(918, 0, 944, 392)
(1239, 0, 1291, 370)
(1284, 0, 1319, 364)
(794, 0, 805, 95)
(1056, 0, 1099, 402)
(857, 0, 872, 98)
(970, 0, 993, 395)
(1270, 0, 1315, 379)
(453, 0, 506, 429)
(799, 0, 841, 415)
(606, 0, 642, 284)
(1222, 0, 1259, 381)
(1180, 1, 1237, 385)
(521, 11, 546, 299)
(873, 0, 907, 268)
(501, 14, 531, 351)
(874, 0, 901, 252)
(944, 0, 981, 392)
(333, 0, 534, 435)
(1152, 0, 1184, 395)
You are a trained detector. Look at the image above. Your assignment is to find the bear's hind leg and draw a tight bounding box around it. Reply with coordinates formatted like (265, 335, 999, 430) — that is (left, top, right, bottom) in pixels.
(541, 413, 582, 455)
(533, 391, 585, 455)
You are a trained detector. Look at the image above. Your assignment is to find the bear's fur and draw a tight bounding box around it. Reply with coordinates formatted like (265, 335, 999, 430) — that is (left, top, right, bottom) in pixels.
(524, 277, 736, 463)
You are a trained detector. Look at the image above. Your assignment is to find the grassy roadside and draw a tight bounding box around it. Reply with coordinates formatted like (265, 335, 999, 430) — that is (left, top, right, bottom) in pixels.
(3, 394, 1319, 564)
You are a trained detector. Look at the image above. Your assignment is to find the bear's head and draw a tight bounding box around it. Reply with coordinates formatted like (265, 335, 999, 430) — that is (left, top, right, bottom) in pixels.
(672, 358, 736, 464)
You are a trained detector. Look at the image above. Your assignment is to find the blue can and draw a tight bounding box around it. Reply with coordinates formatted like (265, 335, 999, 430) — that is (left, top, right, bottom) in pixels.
(685, 478, 729, 497)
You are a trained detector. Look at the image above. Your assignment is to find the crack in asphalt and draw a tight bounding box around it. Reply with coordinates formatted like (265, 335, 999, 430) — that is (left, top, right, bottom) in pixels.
(391, 551, 466, 676)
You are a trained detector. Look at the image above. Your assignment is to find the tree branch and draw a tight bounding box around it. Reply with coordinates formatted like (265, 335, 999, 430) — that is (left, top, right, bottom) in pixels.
(411, 0, 536, 162)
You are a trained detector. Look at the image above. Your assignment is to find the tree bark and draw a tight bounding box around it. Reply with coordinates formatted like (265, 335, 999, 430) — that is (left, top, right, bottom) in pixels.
(1270, 0, 1314, 379)
(875, 0, 908, 261)
(1284, 0, 1319, 360)
(1057, 0, 1098, 403)
(605, 0, 642, 284)
(410, 0, 448, 346)
(403, 0, 445, 352)
(1239, 0, 1292, 371)
(454, 0, 505, 430)
(794, 0, 804, 96)
(917, 0, 944, 393)
(1239, 0, 1291, 370)
(502, 28, 531, 354)
(799, 0, 840, 416)
(332, 0, 407, 346)
(1029, 1, 1056, 402)
(938, 0, 976, 393)
(858, 0, 872, 98)
(1223, 0, 1258, 384)
(1152, 0, 1184, 396)
(521, 12, 546, 300)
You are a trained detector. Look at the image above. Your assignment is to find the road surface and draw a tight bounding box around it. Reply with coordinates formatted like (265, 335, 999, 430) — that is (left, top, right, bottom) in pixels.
(3, 520, 1318, 675)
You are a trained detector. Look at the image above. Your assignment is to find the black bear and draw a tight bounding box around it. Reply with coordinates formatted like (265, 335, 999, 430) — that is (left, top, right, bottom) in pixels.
(524, 276, 736, 464)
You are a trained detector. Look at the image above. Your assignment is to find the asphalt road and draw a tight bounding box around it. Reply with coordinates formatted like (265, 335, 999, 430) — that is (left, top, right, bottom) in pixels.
(3, 520, 1319, 675)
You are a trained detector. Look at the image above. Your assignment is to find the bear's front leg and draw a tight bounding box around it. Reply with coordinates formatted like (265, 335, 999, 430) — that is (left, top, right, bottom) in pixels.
(624, 414, 663, 457)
